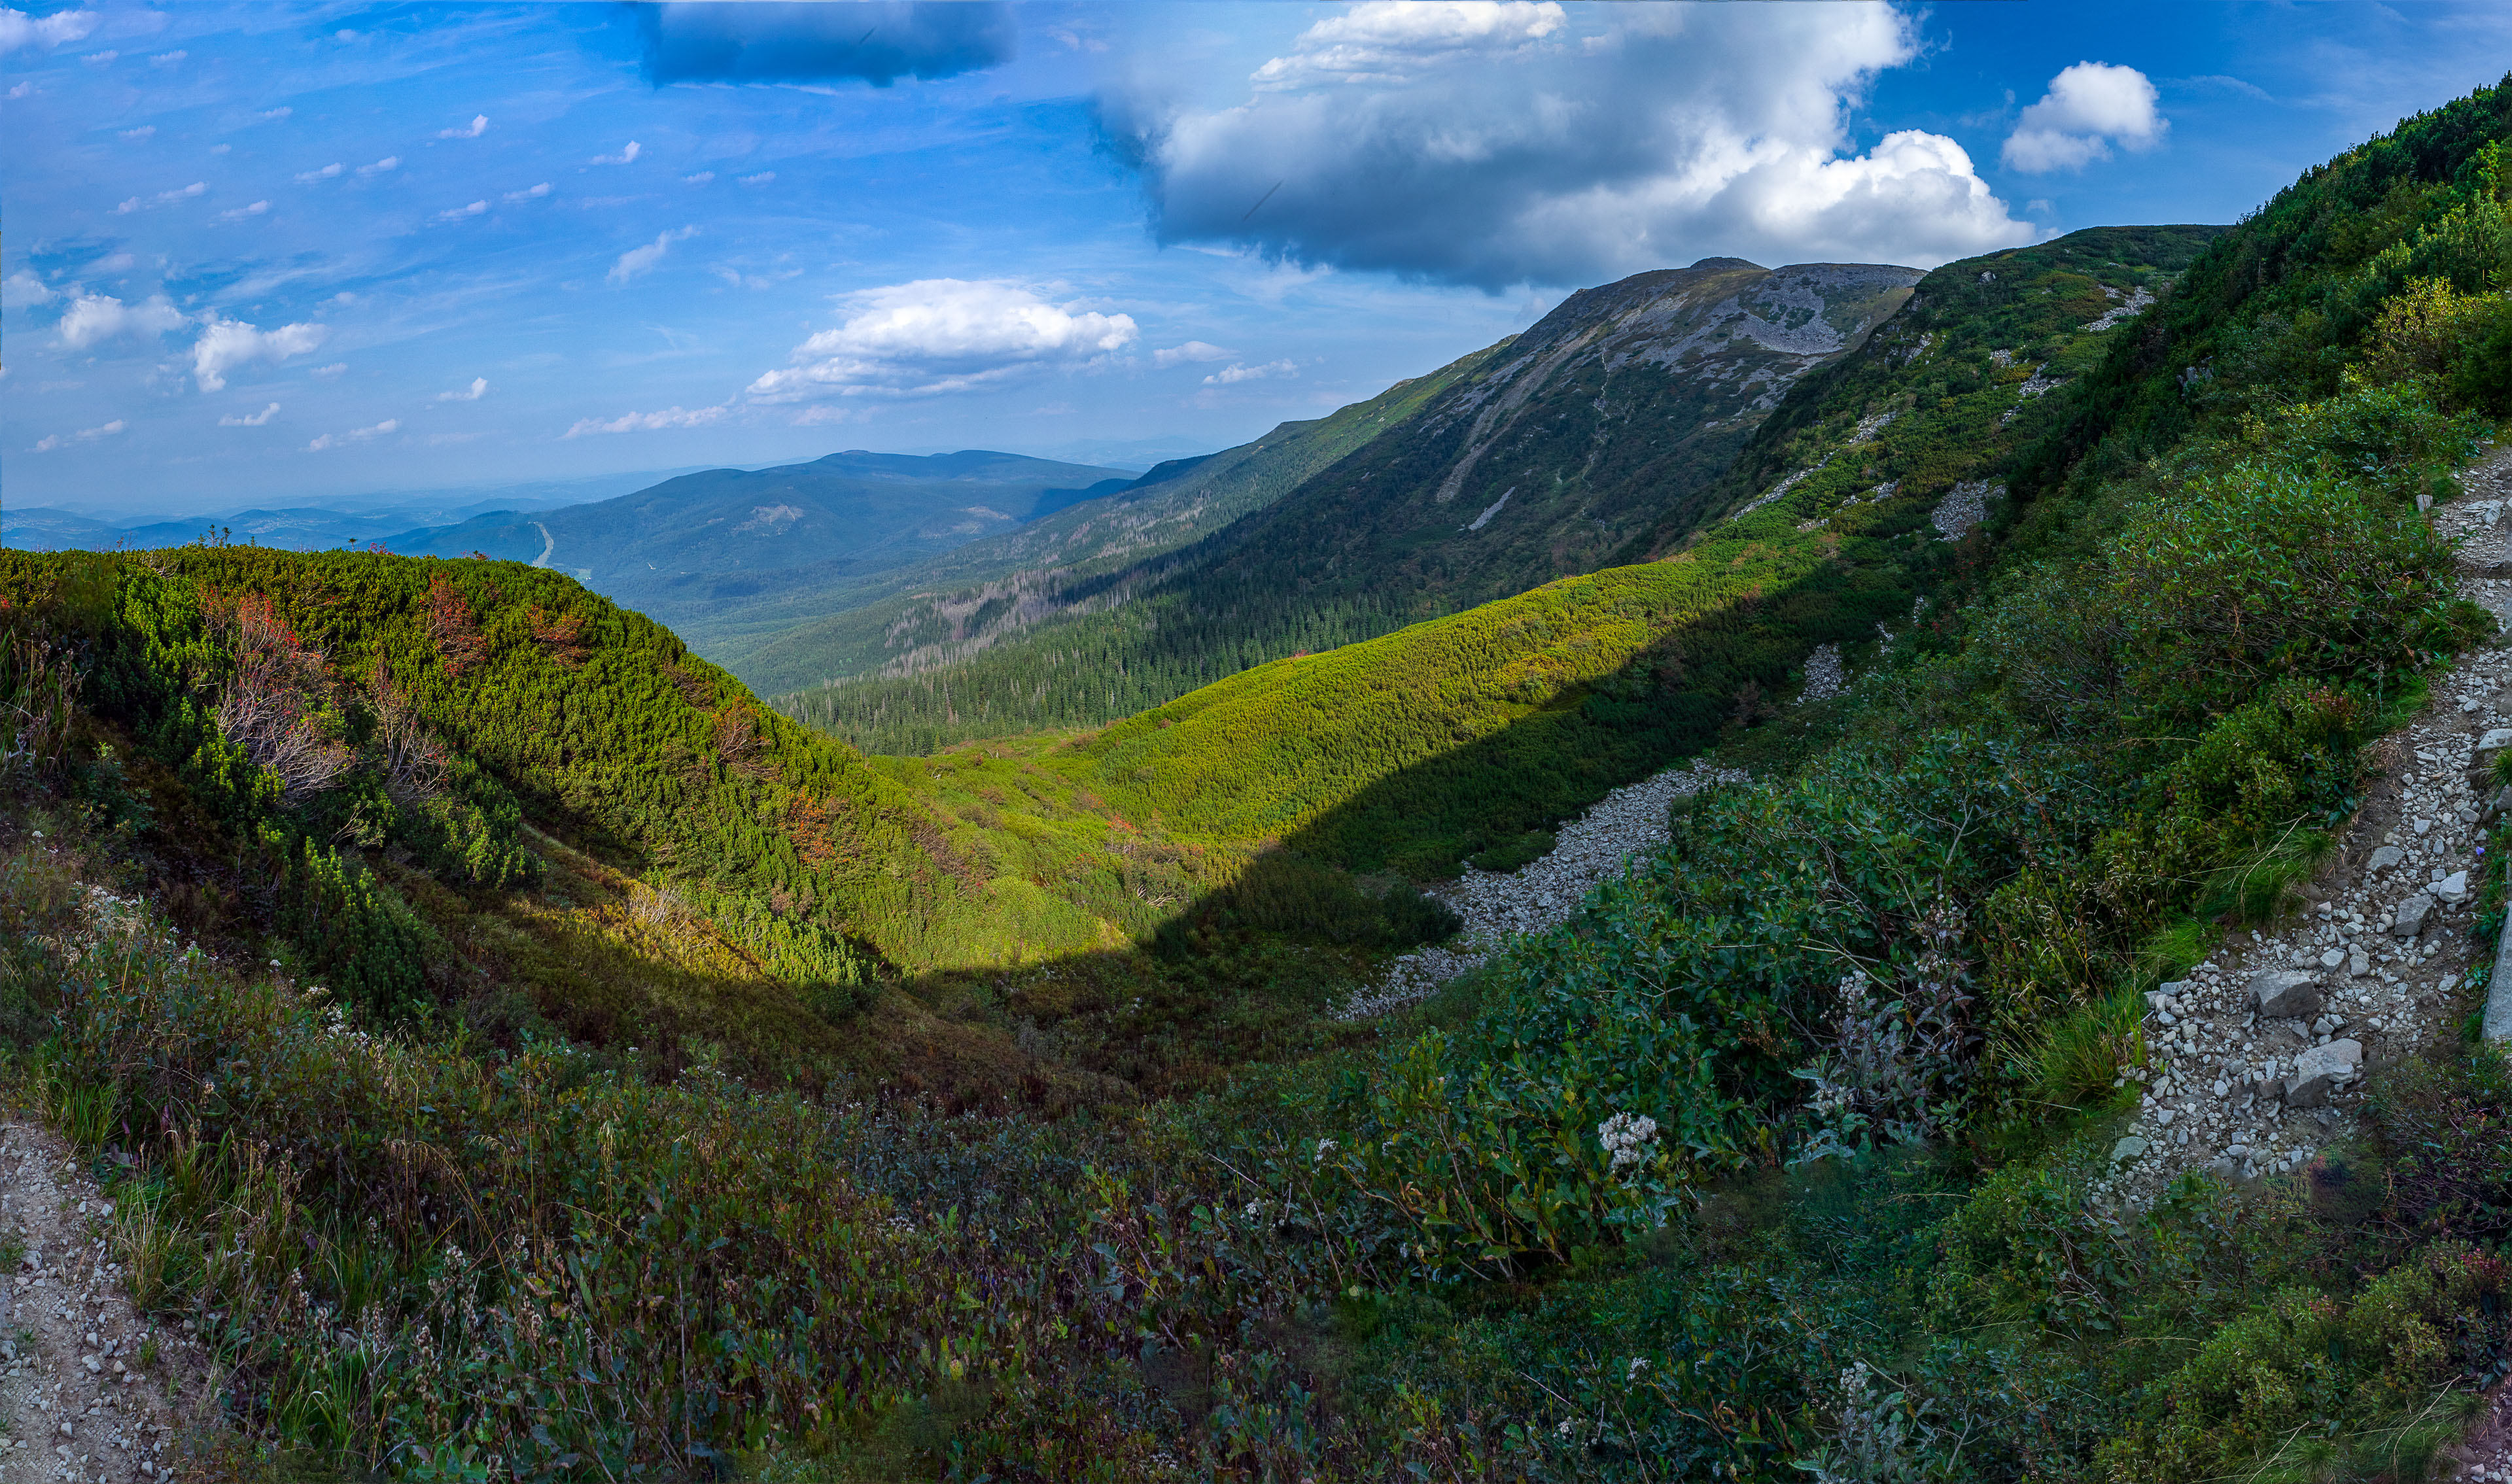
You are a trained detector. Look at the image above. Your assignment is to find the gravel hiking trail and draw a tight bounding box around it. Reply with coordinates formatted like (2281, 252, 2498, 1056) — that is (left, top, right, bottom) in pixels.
(0, 1118, 217, 1483)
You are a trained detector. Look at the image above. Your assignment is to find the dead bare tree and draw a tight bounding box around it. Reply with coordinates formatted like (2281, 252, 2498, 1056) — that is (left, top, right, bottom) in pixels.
(210, 591, 353, 802)
(368, 659, 450, 804)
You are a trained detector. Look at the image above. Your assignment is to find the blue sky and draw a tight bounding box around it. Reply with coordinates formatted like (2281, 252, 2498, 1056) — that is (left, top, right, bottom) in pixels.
(7, 1, 2512, 519)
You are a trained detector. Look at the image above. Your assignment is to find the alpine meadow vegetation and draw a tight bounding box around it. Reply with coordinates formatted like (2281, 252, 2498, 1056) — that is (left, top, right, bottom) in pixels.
(24, 72, 2512, 1484)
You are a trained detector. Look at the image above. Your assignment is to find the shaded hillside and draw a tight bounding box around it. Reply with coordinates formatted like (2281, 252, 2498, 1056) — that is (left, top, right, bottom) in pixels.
(779, 258, 1925, 752)
(383, 448, 1132, 636)
(1035, 227, 2220, 874)
(714, 346, 1503, 693)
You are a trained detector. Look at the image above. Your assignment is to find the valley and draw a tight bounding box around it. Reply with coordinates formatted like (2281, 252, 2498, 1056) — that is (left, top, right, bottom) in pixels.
(14, 67, 2512, 1484)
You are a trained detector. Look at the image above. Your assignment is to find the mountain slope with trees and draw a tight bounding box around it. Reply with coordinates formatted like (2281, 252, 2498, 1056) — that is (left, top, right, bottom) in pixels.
(15, 75, 2512, 1484)
(774, 258, 1927, 752)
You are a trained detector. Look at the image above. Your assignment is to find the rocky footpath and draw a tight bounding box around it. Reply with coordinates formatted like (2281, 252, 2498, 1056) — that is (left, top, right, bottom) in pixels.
(1341, 759, 1749, 1018)
(2098, 473, 2512, 1209)
(0, 1118, 215, 1483)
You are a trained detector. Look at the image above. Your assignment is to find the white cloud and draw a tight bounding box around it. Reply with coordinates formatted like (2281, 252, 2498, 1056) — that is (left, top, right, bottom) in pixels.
(213, 199, 270, 224)
(218, 402, 280, 426)
(191, 315, 328, 392)
(32, 418, 124, 452)
(311, 362, 347, 378)
(7, 81, 31, 99)
(436, 199, 487, 222)
(81, 48, 112, 65)
(119, 124, 154, 140)
(4, 271, 56, 308)
(296, 162, 343, 183)
(56, 292, 187, 349)
(1105, 4, 2033, 288)
(1253, 1, 1565, 89)
(592, 140, 642, 166)
(2002, 62, 2167, 173)
(739, 171, 775, 185)
(684, 171, 715, 184)
(0, 7, 97, 53)
(258, 106, 292, 121)
(438, 113, 489, 139)
(306, 418, 396, 451)
(608, 225, 697, 286)
(1152, 340, 1230, 368)
(502, 182, 551, 203)
(1204, 359, 1299, 385)
(436, 377, 487, 402)
(113, 181, 206, 214)
(564, 404, 724, 437)
(748, 278, 1140, 401)
(355, 155, 399, 176)
(149, 48, 182, 65)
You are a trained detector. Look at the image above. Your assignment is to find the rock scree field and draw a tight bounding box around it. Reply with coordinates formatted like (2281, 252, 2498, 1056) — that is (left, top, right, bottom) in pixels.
(33, 67, 2512, 1484)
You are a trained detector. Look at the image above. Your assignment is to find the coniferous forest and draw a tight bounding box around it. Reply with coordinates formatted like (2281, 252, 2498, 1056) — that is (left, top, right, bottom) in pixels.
(26, 44, 2512, 1484)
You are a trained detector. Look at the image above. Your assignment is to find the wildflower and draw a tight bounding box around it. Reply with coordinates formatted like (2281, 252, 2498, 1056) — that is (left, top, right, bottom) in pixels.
(1627, 1356, 1648, 1380)
(1555, 1419, 1576, 1439)
(1314, 1137, 1338, 1162)
(1242, 1199, 1263, 1221)
(1597, 1112, 1660, 1169)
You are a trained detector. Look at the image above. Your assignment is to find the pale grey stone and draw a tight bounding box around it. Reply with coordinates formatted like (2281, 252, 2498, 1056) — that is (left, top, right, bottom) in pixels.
(2284, 1039, 2364, 1109)
(2438, 869, 2470, 905)
(2249, 969, 2322, 1019)
(2368, 845, 2405, 871)
(2110, 1137, 2148, 1164)
(2393, 893, 2437, 937)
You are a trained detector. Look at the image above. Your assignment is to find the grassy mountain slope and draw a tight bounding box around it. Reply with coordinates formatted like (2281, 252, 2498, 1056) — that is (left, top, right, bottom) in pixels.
(381, 449, 1131, 641)
(1027, 226, 2218, 876)
(9, 77, 2512, 1483)
(716, 345, 1504, 695)
(777, 259, 1925, 753)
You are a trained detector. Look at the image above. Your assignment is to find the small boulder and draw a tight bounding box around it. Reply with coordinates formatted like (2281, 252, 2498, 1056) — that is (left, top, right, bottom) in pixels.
(2284, 1039, 2364, 1109)
(2393, 892, 2437, 937)
(2367, 845, 2405, 872)
(2437, 870, 2470, 905)
(2348, 946, 2370, 978)
(2481, 727, 2512, 751)
(2249, 969, 2323, 1019)
(2109, 1137, 2148, 1165)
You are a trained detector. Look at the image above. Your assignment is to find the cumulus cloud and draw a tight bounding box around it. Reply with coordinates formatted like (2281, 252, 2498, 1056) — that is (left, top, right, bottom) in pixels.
(119, 124, 154, 140)
(4, 271, 57, 307)
(591, 140, 641, 166)
(33, 419, 125, 451)
(1102, 3, 2033, 289)
(503, 182, 551, 203)
(608, 225, 697, 286)
(748, 278, 1139, 401)
(311, 362, 347, 378)
(564, 404, 725, 438)
(1204, 359, 1299, 385)
(2002, 62, 2167, 173)
(684, 171, 715, 184)
(306, 417, 397, 451)
(56, 292, 187, 349)
(149, 48, 181, 65)
(438, 113, 489, 139)
(258, 106, 291, 121)
(218, 402, 280, 426)
(739, 171, 775, 185)
(355, 155, 399, 176)
(191, 315, 328, 391)
(437, 377, 487, 402)
(1152, 340, 1230, 368)
(0, 7, 97, 53)
(436, 199, 487, 222)
(296, 162, 343, 183)
(213, 199, 270, 223)
(1253, 1, 1563, 89)
(638, 1, 1015, 87)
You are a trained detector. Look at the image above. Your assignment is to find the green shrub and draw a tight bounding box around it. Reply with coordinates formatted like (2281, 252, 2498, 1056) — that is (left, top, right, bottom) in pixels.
(1465, 830, 1554, 873)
